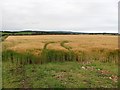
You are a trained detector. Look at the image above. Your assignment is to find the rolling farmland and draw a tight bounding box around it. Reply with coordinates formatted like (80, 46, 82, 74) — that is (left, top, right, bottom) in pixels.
(2, 35, 119, 88)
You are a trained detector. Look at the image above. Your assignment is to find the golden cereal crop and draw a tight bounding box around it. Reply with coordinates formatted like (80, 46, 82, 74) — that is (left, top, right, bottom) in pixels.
(3, 35, 118, 53)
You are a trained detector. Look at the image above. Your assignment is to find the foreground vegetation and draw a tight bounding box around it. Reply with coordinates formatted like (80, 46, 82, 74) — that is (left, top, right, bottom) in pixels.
(2, 35, 119, 88)
(3, 61, 118, 88)
(2, 48, 119, 65)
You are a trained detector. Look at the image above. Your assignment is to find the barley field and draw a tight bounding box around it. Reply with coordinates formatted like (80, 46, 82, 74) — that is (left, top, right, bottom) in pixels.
(3, 35, 118, 51)
(2, 35, 119, 88)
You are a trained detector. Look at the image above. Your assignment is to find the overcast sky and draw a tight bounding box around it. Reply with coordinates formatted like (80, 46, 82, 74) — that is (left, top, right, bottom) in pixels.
(2, 0, 119, 33)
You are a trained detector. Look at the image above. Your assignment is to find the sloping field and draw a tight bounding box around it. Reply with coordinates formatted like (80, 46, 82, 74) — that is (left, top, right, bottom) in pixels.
(3, 35, 119, 63)
(3, 35, 118, 51)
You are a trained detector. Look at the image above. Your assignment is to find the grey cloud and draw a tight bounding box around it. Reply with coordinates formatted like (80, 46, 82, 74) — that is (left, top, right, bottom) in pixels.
(2, 0, 118, 33)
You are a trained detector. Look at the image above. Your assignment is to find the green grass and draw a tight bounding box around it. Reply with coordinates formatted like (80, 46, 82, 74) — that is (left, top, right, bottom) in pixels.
(2, 61, 118, 88)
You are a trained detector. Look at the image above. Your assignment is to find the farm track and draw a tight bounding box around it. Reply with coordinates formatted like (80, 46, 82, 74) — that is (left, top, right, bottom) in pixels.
(43, 42, 55, 49)
(15, 65, 30, 88)
(1, 35, 9, 41)
(43, 41, 72, 51)
(60, 41, 72, 51)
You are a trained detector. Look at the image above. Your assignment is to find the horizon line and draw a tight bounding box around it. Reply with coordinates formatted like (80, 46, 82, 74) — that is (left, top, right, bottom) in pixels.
(1, 29, 118, 33)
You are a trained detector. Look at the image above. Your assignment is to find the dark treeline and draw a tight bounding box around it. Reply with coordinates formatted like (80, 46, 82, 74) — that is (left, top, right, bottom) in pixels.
(1, 30, 119, 36)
